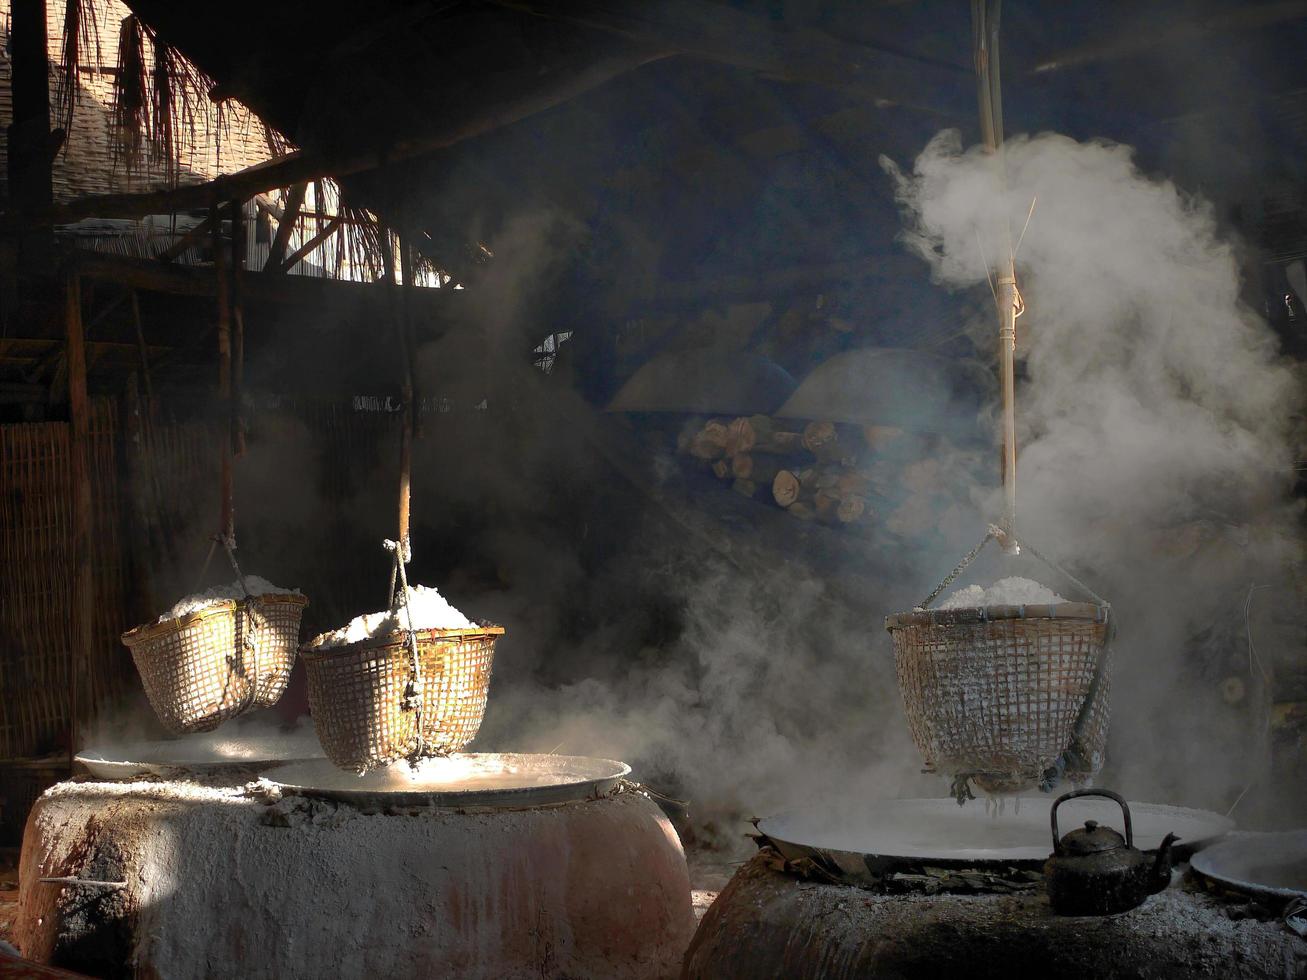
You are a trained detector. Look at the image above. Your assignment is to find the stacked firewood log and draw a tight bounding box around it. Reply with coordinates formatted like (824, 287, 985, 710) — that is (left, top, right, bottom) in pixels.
(679, 414, 871, 525)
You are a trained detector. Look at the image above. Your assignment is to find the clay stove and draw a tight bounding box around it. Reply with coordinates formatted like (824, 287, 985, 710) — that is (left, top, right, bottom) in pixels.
(13, 752, 694, 979)
(684, 796, 1306, 979)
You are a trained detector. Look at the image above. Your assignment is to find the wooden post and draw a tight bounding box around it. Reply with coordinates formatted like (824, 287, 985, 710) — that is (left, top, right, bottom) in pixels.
(9, 0, 54, 281)
(65, 275, 94, 768)
(212, 205, 235, 546)
(128, 291, 155, 416)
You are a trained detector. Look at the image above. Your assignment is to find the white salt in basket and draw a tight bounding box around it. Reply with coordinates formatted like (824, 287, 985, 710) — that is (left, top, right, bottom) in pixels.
(301, 624, 503, 772)
(885, 601, 1111, 796)
(122, 593, 309, 734)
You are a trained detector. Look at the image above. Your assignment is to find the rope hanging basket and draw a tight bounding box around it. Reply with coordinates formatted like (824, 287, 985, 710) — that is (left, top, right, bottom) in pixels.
(300, 624, 503, 772)
(885, 601, 1111, 797)
(122, 593, 309, 734)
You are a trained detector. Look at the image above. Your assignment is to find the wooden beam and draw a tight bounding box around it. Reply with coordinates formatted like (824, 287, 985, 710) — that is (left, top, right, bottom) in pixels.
(1033, 0, 1307, 73)
(489, 0, 968, 116)
(17, 46, 669, 226)
(265, 183, 306, 270)
(67, 251, 463, 308)
(155, 213, 216, 262)
(267, 214, 342, 274)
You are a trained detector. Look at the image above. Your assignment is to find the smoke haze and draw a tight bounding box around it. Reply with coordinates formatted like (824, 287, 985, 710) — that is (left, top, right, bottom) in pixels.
(103, 130, 1303, 847)
(884, 130, 1304, 813)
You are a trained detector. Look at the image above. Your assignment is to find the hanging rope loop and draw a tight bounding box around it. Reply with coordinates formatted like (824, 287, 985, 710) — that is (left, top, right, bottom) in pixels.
(383, 537, 424, 760)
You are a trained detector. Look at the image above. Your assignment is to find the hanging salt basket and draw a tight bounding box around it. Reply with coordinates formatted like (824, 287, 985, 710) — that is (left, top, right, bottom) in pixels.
(122, 594, 309, 734)
(300, 625, 503, 772)
(885, 601, 1111, 796)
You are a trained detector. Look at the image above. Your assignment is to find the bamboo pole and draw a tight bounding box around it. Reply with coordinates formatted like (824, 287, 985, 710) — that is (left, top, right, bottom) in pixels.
(65, 274, 94, 769)
(381, 227, 411, 560)
(212, 205, 235, 546)
(973, 0, 1019, 551)
(229, 199, 247, 457)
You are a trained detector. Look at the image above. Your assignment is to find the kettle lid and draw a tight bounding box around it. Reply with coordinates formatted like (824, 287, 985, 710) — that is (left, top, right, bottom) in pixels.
(1059, 819, 1127, 856)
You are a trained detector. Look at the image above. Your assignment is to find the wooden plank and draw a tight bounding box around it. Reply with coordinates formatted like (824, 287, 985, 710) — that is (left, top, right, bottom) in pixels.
(65, 276, 94, 770)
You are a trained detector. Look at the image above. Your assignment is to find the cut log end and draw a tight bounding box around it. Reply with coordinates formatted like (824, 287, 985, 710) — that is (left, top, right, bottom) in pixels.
(772, 469, 801, 507)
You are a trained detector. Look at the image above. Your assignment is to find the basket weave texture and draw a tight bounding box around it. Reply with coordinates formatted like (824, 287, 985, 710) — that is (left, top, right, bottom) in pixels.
(122, 594, 308, 734)
(249, 595, 310, 707)
(301, 626, 502, 772)
(885, 603, 1110, 790)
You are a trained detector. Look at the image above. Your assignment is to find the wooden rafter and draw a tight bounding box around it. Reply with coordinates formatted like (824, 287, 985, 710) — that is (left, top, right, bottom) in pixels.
(488, 0, 968, 116)
(265, 182, 306, 270)
(14, 46, 669, 227)
(266, 214, 342, 275)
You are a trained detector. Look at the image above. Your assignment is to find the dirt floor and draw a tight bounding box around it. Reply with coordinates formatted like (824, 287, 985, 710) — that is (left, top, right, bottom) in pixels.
(684, 844, 745, 922)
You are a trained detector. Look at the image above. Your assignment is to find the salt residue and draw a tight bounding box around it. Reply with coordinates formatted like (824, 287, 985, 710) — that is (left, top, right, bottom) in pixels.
(159, 576, 301, 622)
(938, 576, 1065, 609)
(315, 584, 474, 648)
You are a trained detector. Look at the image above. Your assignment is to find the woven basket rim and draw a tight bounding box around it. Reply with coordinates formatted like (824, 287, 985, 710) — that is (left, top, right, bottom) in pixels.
(121, 600, 239, 645)
(300, 624, 506, 657)
(121, 591, 310, 646)
(885, 601, 1109, 630)
(252, 592, 310, 607)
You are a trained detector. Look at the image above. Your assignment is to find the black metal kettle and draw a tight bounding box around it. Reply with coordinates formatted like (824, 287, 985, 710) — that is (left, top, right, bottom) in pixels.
(1044, 788, 1178, 916)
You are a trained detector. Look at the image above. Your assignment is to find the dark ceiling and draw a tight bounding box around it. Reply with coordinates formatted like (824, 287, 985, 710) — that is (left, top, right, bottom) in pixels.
(119, 0, 1307, 374)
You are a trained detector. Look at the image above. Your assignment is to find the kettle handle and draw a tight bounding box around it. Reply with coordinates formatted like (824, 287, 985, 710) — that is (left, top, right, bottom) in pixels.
(1050, 788, 1133, 852)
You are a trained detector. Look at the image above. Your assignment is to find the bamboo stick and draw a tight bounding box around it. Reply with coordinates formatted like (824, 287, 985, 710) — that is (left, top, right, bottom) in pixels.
(381, 227, 411, 556)
(212, 205, 235, 546)
(973, 0, 1019, 551)
(229, 199, 247, 457)
(65, 275, 94, 769)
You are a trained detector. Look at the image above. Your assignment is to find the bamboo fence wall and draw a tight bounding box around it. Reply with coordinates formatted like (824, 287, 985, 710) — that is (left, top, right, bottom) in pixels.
(0, 400, 129, 760)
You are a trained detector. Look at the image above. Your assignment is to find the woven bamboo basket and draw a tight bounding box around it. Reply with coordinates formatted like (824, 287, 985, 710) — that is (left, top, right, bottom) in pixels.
(885, 602, 1111, 793)
(300, 625, 503, 772)
(122, 593, 309, 733)
(248, 594, 310, 707)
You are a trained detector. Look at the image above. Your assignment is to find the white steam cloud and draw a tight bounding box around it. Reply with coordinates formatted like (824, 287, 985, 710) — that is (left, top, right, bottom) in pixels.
(883, 130, 1304, 812)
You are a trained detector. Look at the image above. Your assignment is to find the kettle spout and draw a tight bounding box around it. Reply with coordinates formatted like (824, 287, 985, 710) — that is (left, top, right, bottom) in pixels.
(1149, 833, 1181, 894)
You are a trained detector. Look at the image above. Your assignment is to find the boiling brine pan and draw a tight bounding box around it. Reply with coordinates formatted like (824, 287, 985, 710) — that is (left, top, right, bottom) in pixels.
(1191, 830, 1307, 903)
(756, 797, 1233, 883)
(77, 732, 324, 779)
(268, 753, 631, 808)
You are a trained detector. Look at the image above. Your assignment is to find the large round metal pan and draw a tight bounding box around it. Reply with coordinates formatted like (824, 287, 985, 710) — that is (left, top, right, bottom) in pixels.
(1190, 829, 1307, 903)
(76, 732, 324, 779)
(267, 753, 631, 808)
(757, 797, 1233, 882)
